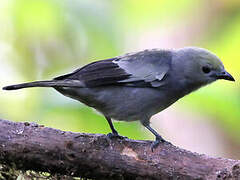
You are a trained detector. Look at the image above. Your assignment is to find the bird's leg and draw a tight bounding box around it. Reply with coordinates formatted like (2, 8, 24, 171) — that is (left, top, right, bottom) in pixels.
(105, 116, 124, 139)
(141, 120, 168, 152)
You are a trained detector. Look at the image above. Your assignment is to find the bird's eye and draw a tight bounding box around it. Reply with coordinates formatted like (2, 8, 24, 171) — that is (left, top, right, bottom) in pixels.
(202, 66, 211, 74)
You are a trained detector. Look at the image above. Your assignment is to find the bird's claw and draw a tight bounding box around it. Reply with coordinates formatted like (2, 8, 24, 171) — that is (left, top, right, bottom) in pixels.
(107, 133, 126, 139)
(151, 136, 169, 152)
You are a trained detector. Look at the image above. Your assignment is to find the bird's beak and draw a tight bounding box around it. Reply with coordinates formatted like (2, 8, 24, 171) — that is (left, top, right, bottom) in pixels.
(216, 71, 235, 81)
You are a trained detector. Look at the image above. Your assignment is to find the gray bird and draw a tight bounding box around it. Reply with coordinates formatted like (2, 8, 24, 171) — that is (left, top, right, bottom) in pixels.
(3, 47, 235, 151)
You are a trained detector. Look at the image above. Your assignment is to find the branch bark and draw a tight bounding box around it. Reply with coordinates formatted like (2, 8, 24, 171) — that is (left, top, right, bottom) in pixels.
(0, 119, 239, 180)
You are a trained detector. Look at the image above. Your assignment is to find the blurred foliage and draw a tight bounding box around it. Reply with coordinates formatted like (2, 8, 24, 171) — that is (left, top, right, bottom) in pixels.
(0, 0, 239, 154)
(0, 164, 89, 179)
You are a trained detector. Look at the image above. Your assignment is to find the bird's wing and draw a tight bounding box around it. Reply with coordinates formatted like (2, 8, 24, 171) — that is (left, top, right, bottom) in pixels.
(54, 49, 172, 88)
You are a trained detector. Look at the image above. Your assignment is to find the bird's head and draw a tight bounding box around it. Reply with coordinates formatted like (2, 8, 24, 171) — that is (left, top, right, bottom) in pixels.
(172, 47, 234, 89)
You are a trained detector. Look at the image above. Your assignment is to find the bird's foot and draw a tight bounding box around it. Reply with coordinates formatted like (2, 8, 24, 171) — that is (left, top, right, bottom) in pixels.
(107, 132, 126, 140)
(151, 135, 170, 152)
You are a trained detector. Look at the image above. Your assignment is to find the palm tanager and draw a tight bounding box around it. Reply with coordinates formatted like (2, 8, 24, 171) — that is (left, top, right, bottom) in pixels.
(3, 47, 235, 151)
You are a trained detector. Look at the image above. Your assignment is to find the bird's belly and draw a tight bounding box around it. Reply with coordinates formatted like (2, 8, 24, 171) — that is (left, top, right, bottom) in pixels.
(55, 86, 178, 121)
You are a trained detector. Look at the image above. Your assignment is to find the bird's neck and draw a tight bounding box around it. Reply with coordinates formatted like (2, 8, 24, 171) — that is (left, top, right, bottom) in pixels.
(173, 79, 205, 99)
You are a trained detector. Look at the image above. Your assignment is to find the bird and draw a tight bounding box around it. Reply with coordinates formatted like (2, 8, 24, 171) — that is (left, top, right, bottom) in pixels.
(3, 47, 235, 151)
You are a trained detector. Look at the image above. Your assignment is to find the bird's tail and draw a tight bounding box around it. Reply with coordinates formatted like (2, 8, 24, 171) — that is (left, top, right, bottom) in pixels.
(2, 80, 84, 90)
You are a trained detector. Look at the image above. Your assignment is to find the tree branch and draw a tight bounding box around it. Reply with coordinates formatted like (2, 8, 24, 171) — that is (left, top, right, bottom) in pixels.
(0, 119, 239, 179)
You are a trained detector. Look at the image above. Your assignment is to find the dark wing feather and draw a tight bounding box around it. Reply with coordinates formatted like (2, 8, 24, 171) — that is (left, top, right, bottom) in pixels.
(54, 58, 134, 87)
(54, 50, 172, 88)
